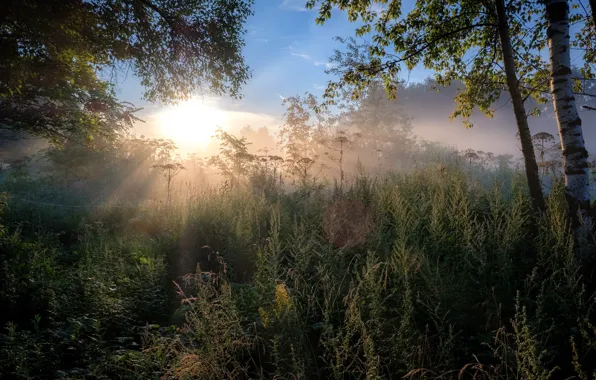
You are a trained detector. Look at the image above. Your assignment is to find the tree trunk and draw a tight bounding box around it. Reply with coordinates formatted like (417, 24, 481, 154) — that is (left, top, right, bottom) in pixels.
(495, 0, 546, 212)
(589, 0, 596, 29)
(545, 0, 591, 229)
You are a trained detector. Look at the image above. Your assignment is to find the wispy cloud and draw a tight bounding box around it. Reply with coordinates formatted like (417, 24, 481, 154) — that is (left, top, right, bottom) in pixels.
(277, 93, 287, 101)
(291, 52, 311, 60)
(288, 44, 336, 69)
(247, 24, 269, 43)
(279, 0, 310, 12)
(291, 53, 337, 70)
(313, 84, 326, 90)
(314, 60, 336, 70)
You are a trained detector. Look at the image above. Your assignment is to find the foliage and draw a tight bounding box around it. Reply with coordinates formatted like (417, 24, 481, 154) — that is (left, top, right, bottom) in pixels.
(532, 132, 563, 188)
(0, 135, 180, 210)
(1, 155, 596, 378)
(152, 162, 185, 203)
(308, 1, 550, 124)
(307, 0, 567, 213)
(3, 1, 596, 378)
(341, 78, 414, 166)
(321, 130, 361, 190)
(0, 200, 173, 379)
(279, 90, 392, 187)
(0, 0, 253, 143)
(278, 93, 330, 184)
(208, 127, 256, 187)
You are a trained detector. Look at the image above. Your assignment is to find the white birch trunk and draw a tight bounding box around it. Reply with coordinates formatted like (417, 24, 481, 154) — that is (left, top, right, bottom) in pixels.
(545, 0, 591, 230)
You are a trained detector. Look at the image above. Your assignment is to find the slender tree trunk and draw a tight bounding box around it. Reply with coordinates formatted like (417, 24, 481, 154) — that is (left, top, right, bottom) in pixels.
(539, 146, 545, 186)
(589, 0, 596, 29)
(339, 141, 344, 192)
(545, 0, 591, 229)
(495, 0, 546, 212)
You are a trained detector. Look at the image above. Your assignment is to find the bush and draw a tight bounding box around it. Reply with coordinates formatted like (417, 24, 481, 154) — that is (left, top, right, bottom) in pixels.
(1, 165, 596, 379)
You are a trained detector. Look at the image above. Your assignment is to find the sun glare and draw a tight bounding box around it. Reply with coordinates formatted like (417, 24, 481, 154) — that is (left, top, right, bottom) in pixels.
(157, 99, 226, 149)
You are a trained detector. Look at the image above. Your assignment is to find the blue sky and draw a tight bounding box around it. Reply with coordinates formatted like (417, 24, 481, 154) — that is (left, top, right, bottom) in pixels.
(115, 0, 593, 157)
(116, 0, 428, 135)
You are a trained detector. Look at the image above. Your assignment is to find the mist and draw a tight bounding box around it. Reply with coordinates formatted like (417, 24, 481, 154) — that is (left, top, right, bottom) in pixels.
(5, 76, 595, 205)
(4, 1, 596, 378)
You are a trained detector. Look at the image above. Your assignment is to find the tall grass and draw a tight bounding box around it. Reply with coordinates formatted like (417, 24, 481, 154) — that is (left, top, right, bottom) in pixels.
(1, 163, 595, 379)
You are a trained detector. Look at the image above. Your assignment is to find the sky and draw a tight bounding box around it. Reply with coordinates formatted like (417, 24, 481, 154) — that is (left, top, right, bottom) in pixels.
(111, 0, 595, 157)
(114, 0, 429, 146)
(116, 0, 426, 110)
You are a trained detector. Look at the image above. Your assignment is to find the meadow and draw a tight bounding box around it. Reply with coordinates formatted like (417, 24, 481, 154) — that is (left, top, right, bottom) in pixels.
(4, 0, 596, 378)
(1, 141, 595, 380)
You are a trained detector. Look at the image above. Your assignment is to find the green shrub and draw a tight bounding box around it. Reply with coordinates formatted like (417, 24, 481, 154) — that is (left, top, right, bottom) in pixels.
(2, 165, 596, 379)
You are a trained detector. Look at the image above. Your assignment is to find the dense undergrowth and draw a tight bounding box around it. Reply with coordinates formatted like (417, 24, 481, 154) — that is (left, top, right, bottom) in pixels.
(1, 164, 596, 379)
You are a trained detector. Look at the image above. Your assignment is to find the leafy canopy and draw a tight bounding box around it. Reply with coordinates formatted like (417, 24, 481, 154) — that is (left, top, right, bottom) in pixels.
(308, 0, 551, 127)
(0, 0, 253, 143)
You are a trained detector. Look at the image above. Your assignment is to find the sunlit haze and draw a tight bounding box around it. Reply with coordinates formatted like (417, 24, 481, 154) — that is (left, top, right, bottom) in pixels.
(157, 98, 227, 150)
(4, 1, 596, 378)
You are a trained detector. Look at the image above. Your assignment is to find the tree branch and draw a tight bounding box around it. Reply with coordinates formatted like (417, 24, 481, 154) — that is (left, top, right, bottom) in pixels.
(133, 0, 178, 30)
(358, 23, 497, 77)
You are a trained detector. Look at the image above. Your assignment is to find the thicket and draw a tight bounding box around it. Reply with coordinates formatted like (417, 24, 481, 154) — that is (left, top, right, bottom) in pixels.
(1, 148, 596, 379)
(3, 0, 596, 377)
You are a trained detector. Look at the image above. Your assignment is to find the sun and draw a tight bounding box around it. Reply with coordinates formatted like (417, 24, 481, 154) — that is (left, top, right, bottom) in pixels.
(157, 98, 226, 149)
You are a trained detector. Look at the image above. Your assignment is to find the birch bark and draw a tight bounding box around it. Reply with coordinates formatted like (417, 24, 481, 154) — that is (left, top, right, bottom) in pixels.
(544, 0, 591, 229)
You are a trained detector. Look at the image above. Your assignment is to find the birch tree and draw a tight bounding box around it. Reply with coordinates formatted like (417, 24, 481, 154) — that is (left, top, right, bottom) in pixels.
(544, 0, 591, 227)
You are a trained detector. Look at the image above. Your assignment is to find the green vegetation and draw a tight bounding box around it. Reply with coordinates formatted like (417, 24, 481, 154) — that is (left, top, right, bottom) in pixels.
(1, 144, 596, 378)
(309, 0, 592, 228)
(2, 0, 596, 379)
(1, 0, 253, 144)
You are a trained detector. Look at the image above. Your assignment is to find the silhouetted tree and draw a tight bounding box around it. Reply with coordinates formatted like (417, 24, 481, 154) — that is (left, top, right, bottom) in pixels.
(0, 0, 253, 144)
(208, 128, 255, 187)
(152, 162, 185, 203)
(321, 130, 360, 191)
